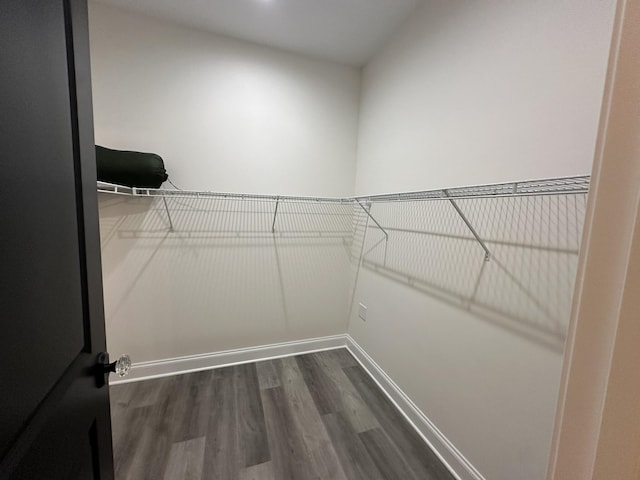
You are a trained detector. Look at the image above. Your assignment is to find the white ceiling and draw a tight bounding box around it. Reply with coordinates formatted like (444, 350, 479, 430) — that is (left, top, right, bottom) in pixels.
(94, 0, 425, 66)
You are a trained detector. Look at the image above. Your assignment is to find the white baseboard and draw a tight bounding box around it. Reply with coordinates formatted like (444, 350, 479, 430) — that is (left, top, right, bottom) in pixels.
(110, 334, 348, 384)
(345, 335, 486, 480)
(111, 333, 483, 480)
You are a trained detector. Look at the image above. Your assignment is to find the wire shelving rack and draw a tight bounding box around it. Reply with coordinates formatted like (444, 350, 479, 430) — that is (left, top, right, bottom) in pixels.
(98, 175, 590, 261)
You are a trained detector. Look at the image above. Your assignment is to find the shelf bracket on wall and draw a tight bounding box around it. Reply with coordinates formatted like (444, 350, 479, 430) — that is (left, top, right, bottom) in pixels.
(356, 199, 388, 241)
(162, 197, 174, 232)
(272, 197, 280, 233)
(444, 190, 490, 261)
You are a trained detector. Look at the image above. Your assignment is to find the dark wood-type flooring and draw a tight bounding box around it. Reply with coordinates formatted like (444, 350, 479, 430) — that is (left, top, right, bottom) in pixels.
(110, 348, 455, 480)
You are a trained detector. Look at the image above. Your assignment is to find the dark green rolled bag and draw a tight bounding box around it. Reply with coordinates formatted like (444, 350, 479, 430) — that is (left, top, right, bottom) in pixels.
(95, 145, 169, 188)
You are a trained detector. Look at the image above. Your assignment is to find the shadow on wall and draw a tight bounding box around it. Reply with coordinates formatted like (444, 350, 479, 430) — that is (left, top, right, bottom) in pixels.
(98, 194, 354, 361)
(357, 194, 587, 353)
(98, 190, 586, 357)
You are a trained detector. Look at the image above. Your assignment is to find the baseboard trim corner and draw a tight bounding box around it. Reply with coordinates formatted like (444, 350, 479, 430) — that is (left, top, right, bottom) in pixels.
(110, 334, 348, 384)
(345, 335, 486, 480)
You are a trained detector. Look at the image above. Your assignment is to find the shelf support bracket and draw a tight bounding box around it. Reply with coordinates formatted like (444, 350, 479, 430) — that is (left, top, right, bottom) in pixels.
(356, 199, 388, 241)
(162, 197, 174, 232)
(272, 197, 280, 233)
(445, 191, 490, 261)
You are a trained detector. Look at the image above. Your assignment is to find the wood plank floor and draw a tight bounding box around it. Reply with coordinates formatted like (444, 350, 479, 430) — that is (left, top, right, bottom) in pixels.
(110, 349, 454, 480)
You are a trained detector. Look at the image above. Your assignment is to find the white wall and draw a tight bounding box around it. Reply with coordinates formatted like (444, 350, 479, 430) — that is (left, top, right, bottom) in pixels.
(90, 4, 360, 364)
(89, 2, 360, 197)
(350, 1, 615, 480)
(98, 195, 354, 363)
(355, 0, 615, 196)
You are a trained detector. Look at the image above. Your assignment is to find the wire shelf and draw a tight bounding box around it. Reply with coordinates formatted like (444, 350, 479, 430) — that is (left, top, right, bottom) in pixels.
(355, 175, 590, 203)
(97, 181, 352, 204)
(97, 175, 590, 204)
(98, 176, 590, 260)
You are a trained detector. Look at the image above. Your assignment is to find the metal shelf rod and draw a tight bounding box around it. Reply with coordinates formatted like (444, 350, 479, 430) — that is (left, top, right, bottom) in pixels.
(97, 175, 590, 204)
(272, 198, 280, 233)
(355, 199, 388, 240)
(162, 197, 174, 231)
(444, 191, 491, 261)
(357, 190, 589, 203)
(97, 175, 589, 258)
(354, 175, 590, 203)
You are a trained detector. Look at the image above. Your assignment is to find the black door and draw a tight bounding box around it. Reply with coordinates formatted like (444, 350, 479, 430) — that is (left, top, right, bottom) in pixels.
(0, 0, 114, 478)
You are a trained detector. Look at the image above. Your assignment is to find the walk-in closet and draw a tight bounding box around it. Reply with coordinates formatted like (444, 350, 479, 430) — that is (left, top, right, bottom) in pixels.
(89, 1, 619, 479)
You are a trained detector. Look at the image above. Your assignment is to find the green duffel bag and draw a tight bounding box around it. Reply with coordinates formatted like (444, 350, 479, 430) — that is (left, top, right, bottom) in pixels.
(96, 145, 169, 188)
